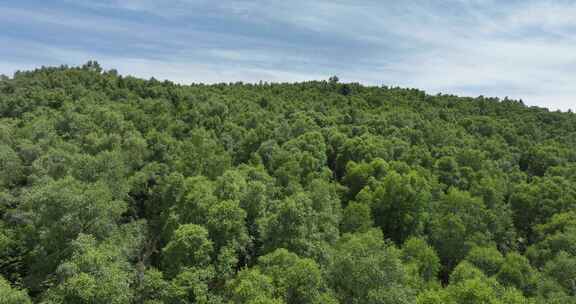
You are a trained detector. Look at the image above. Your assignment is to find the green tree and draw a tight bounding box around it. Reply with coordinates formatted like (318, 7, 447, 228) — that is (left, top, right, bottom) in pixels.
(0, 275, 32, 304)
(343, 158, 388, 200)
(258, 185, 339, 261)
(510, 176, 576, 241)
(164, 267, 220, 304)
(496, 253, 538, 296)
(226, 268, 284, 304)
(329, 229, 413, 303)
(41, 233, 136, 304)
(341, 201, 373, 233)
(465, 246, 504, 277)
(162, 224, 214, 277)
(429, 188, 492, 270)
(206, 200, 249, 251)
(402, 237, 441, 284)
(359, 170, 431, 244)
(256, 249, 334, 304)
(542, 251, 576, 296)
(134, 268, 170, 304)
(22, 177, 127, 288)
(0, 145, 24, 188)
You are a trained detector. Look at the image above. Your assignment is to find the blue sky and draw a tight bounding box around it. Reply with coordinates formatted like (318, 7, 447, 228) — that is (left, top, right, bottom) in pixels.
(1, 0, 575, 111)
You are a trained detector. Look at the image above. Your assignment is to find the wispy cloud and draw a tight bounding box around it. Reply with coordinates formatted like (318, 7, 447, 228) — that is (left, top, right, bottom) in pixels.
(0, 0, 573, 110)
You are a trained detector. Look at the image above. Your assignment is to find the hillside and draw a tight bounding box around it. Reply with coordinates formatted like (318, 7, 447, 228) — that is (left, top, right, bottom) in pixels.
(1, 62, 575, 303)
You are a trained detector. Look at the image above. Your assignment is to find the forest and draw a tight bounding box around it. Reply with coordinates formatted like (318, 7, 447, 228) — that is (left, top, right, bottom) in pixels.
(1, 62, 575, 303)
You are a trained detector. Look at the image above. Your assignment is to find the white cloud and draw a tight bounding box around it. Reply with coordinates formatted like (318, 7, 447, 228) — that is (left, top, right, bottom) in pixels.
(0, 7, 130, 32)
(0, 0, 574, 111)
(104, 57, 326, 84)
(1, 47, 325, 84)
(308, 0, 576, 111)
(505, 1, 576, 30)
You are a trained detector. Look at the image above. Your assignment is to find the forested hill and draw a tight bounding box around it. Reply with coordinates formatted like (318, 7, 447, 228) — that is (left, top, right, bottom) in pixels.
(1, 62, 576, 303)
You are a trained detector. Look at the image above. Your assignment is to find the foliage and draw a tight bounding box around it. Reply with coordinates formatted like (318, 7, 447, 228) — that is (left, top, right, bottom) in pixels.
(1, 63, 575, 302)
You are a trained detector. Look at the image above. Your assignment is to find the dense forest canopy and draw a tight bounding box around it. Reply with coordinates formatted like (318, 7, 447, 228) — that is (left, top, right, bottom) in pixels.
(1, 62, 576, 303)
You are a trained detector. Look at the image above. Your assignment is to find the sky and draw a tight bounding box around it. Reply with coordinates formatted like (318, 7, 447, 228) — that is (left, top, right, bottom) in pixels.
(0, 0, 575, 111)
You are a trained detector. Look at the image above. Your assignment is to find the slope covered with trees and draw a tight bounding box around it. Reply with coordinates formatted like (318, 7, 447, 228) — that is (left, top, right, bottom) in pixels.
(1, 62, 575, 303)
